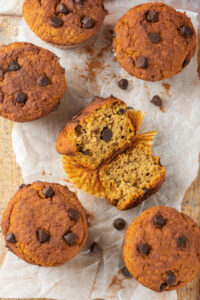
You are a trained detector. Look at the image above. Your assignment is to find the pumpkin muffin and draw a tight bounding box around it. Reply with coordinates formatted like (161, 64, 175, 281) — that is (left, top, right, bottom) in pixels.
(1, 182, 88, 266)
(113, 3, 196, 81)
(123, 206, 200, 292)
(0, 42, 66, 122)
(23, 0, 106, 47)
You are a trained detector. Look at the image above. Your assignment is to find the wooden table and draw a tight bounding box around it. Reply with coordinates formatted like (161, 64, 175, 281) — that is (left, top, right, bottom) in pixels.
(0, 1, 199, 299)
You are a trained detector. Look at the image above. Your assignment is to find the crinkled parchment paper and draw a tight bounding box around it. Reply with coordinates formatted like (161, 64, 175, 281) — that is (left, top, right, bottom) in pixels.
(0, 1, 199, 299)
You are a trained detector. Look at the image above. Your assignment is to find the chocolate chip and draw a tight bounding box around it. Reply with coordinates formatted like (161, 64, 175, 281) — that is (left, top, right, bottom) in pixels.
(160, 282, 168, 291)
(57, 3, 69, 14)
(79, 149, 90, 155)
(143, 187, 152, 196)
(37, 229, 50, 243)
(63, 232, 77, 246)
(138, 243, 151, 256)
(148, 32, 161, 44)
(90, 242, 102, 253)
(136, 56, 148, 69)
(68, 208, 80, 221)
(19, 183, 26, 189)
(127, 106, 134, 110)
(166, 271, 176, 286)
(42, 186, 54, 198)
(50, 16, 63, 28)
(82, 17, 95, 29)
(179, 26, 193, 37)
(118, 79, 128, 90)
(0, 67, 4, 79)
(182, 58, 190, 68)
(75, 0, 83, 3)
(37, 75, 50, 87)
(100, 127, 113, 142)
(15, 92, 27, 104)
(119, 108, 126, 115)
(6, 233, 16, 243)
(176, 234, 187, 249)
(113, 218, 126, 230)
(146, 10, 158, 22)
(152, 214, 166, 228)
(151, 95, 162, 107)
(8, 61, 20, 72)
(121, 266, 133, 278)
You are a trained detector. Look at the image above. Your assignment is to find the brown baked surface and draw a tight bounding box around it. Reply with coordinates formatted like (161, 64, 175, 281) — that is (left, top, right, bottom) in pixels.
(0, 42, 66, 122)
(113, 2, 196, 81)
(123, 206, 200, 292)
(23, 0, 106, 46)
(1, 181, 88, 266)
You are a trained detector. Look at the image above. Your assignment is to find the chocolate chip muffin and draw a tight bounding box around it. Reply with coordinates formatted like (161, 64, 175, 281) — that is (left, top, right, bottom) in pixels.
(1, 182, 88, 266)
(0, 42, 66, 122)
(123, 206, 200, 292)
(23, 0, 106, 47)
(113, 3, 196, 81)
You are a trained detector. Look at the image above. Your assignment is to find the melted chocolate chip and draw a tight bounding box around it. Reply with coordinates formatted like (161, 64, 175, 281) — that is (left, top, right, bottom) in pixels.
(119, 108, 126, 115)
(8, 61, 20, 72)
(160, 282, 168, 291)
(136, 56, 148, 69)
(50, 16, 63, 28)
(113, 218, 126, 230)
(90, 242, 102, 253)
(148, 32, 161, 44)
(37, 75, 50, 87)
(151, 95, 162, 107)
(75, 124, 82, 135)
(63, 232, 77, 246)
(37, 229, 50, 243)
(176, 234, 187, 249)
(15, 92, 27, 104)
(6, 233, 16, 243)
(152, 214, 166, 228)
(121, 266, 133, 278)
(182, 58, 190, 68)
(82, 17, 95, 29)
(146, 10, 158, 22)
(166, 271, 176, 286)
(68, 208, 80, 221)
(118, 79, 128, 90)
(100, 127, 113, 142)
(138, 243, 151, 256)
(179, 26, 193, 37)
(42, 186, 54, 198)
(57, 3, 69, 14)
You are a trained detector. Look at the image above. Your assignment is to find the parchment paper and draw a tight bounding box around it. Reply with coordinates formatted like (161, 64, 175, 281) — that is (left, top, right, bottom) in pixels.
(0, 1, 199, 299)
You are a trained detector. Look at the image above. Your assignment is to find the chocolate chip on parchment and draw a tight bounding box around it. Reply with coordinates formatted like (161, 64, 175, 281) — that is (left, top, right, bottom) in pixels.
(37, 229, 50, 243)
(152, 214, 166, 228)
(151, 95, 162, 107)
(138, 243, 151, 256)
(176, 234, 187, 249)
(8, 61, 21, 72)
(101, 127, 113, 142)
(57, 3, 70, 14)
(146, 10, 159, 22)
(82, 17, 95, 29)
(179, 26, 193, 37)
(90, 242, 102, 253)
(37, 75, 50, 87)
(42, 186, 54, 198)
(63, 232, 77, 246)
(68, 208, 80, 221)
(148, 32, 161, 44)
(121, 266, 133, 278)
(113, 218, 126, 230)
(6, 233, 16, 243)
(136, 56, 148, 69)
(15, 92, 27, 104)
(166, 271, 177, 286)
(118, 79, 128, 90)
(160, 282, 168, 291)
(50, 16, 63, 28)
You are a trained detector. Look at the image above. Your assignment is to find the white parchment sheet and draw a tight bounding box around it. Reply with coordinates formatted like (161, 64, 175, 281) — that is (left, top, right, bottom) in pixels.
(0, 1, 199, 299)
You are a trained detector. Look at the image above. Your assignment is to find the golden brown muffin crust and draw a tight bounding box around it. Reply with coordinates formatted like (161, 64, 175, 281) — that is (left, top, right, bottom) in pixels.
(1, 181, 88, 266)
(0, 42, 66, 122)
(113, 3, 196, 81)
(123, 206, 200, 292)
(23, 0, 106, 46)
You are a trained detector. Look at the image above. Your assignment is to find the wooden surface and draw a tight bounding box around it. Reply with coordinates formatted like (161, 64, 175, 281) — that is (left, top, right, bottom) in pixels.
(0, 1, 199, 300)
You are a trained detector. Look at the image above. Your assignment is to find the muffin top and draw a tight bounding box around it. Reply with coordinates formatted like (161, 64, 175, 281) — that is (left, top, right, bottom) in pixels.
(123, 206, 200, 292)
(113, 3, 196, 81)
(0, 42, 66, 122)
(23, 0, 106, 46)
(1, 181, 88, 266)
